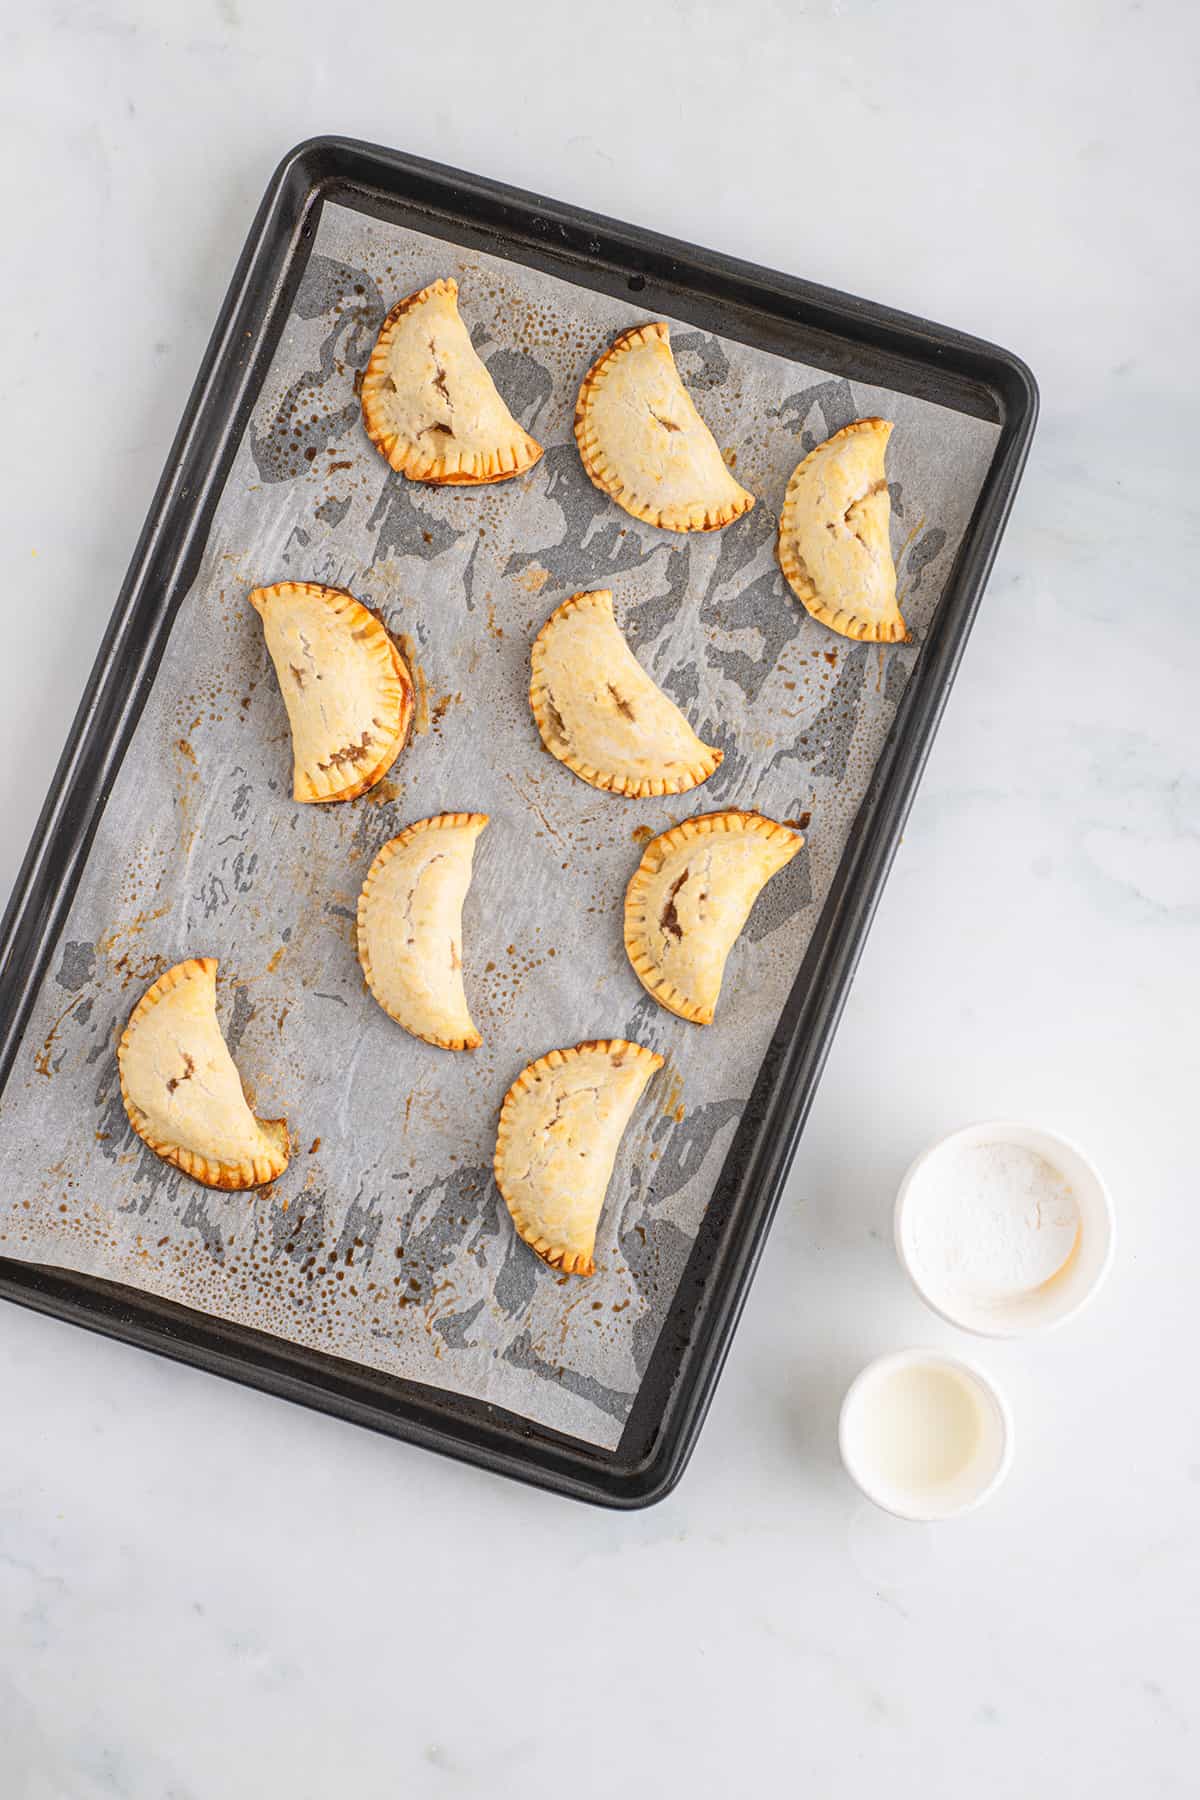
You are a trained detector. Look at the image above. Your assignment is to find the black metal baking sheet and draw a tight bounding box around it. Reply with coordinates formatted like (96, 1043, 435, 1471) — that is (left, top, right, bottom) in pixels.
(0, 137, 1036, 1506)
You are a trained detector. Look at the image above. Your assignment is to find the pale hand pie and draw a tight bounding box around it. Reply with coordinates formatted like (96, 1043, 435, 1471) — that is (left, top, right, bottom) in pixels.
(249, 582, 413, 804)
(529, 589, 722, 797)
(357, 813, 488, 1051)
(117, 958, 289, 1190)
(777, 418, 907, 642)
(574, 321, 755, 533)
(360, 277, 543, 485)
(495, 1039, 663, 1276)
(625, 811, 804, 1024)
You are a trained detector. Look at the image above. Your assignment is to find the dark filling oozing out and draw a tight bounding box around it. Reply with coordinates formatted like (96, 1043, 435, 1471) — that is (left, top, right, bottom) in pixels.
(319, 731, 375, 774)
(166, 1052, 195, 1095)
(660, 870, 689, 941)
(425, 341, 455, 438)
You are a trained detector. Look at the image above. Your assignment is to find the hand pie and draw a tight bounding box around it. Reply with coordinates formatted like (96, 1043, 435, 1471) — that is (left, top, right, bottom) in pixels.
(529, 590, 722, 797)
(574, 321, 755, 533)
(249, 582, 413, 804)
(777, 418, 907, 642)
(357, 813, 488, 1050)
(625, 811, 804, 1024)
(117, 958, 289, 1190)
(495, 1040, 663, 1275)
(360, 277, 543, 485)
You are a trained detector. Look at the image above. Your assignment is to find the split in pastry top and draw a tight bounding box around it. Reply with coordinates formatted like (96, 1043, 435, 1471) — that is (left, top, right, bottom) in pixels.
(360, 277, 543, 485)
(777, 418, 907, 642)
(117, 958, 289, 1190)
(529, 589, 722, 797)
(357, 813, 488, 1051)
(624, 811, 804, 1024)
(574, 321, 755, 533)
(249, 582, 413, 804)
(494, 1040, 663, 1276)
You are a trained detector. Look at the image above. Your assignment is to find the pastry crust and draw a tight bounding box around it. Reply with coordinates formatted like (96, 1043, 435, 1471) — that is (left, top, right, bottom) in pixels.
(624, 811, 804, 1025)
(777, 417, 907, 642)
(529, 589, 722, 797)
(249, 582, 413, 804)
(356, 813, 488, 1051)
(360, 277, 543, 485)
(574, 321, 755, 533)
(117, 958, 290, 1190)
(495, 1039, 663, 1276)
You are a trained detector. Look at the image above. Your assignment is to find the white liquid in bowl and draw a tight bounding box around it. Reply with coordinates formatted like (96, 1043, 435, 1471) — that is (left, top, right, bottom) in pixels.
(839, 1351, 1011, 1520)
(855, 1362, 981, 1488)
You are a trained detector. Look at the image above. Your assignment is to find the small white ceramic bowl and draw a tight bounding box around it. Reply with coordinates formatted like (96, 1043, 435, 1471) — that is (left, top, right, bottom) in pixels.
(838, 1348, 1012, 1521)
(894, 1121, 1115, 1338)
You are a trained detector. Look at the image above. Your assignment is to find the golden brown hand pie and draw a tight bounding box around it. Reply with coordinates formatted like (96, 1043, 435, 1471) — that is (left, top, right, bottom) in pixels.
(495, 1039, 663, 1275)
(574, 321, 754, 532)
(361, 277, 543, 485)
(529, 589, 722, 797)
(117, 958, 289, 1190)
(777, 418, 907, 642)
(357, 813, 488, 1051)
(624, 811, 804, 1024)
(249, 581, 413, 804)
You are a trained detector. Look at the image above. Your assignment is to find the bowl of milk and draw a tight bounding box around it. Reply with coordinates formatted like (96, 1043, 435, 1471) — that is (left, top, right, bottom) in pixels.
(839, 1349, 1013, 1521)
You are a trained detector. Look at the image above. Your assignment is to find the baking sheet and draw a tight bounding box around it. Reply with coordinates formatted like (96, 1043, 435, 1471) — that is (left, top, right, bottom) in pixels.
(0, 203, 999, 1449)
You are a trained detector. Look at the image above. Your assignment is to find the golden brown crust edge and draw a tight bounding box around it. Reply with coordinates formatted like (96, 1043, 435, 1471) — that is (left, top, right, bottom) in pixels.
(623, 811, 805, 1025)
(573, 322, 755, 534)
(295, 633, 413, 805)
(776, 418, 908, 644)
(528, 591, 724, 797)
(117, 958, 290, 1190)
(313, 633, 414, 804)
(360, 277, 544, 486)
(494, 1038, 664, 1276)
(249, 583, 415, 805)
(356, 812, 489, 1052)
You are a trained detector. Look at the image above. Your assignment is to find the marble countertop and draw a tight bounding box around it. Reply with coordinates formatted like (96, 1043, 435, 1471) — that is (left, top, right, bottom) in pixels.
(1, 4, 1196, 1795)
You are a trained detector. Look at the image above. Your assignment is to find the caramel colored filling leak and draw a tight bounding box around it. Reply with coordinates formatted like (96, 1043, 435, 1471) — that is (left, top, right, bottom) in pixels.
(319, 731, 375, 773)
(166, 1053, 195, 1095)
(429, 343, 453, 409)
(660, 870, 689, 941)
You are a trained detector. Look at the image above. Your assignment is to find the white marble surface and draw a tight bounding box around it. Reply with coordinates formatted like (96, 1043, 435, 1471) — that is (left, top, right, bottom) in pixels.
(1, 4, 1197, 1795)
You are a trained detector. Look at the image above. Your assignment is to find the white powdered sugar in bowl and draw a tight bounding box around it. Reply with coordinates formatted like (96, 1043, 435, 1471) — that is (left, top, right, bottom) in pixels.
(894, 1122, 1115, 1336)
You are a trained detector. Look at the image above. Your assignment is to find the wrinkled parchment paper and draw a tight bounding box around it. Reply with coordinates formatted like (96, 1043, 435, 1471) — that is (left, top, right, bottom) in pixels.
(0, 204, 999, 1448)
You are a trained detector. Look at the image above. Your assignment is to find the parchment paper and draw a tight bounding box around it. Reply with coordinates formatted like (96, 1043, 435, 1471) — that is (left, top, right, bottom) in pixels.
(0, 204, 999, 1448)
